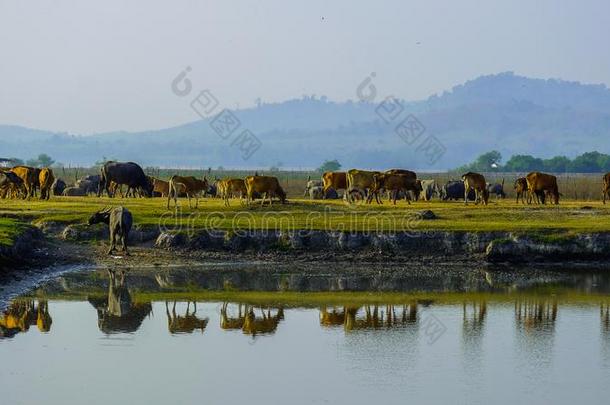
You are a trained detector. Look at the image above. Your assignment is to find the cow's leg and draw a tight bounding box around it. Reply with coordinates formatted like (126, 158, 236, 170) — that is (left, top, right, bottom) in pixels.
(107, 232, 116, 255)
(604, 190, 607, 205)
(122, 232, 130, 255)
(464, 186, 469, 205)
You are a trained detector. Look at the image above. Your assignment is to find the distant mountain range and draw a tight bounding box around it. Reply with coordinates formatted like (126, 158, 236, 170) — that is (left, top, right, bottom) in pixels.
(2, 72, 610, 170)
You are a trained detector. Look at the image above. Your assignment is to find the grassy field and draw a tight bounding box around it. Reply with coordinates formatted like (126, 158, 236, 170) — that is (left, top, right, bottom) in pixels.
(0, 217, 24, 247)
(1, 195, 610, 235)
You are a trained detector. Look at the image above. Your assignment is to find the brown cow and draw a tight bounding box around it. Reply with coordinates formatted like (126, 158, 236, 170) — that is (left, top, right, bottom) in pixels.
(462, 172, 489, 205)
(385, 169, 417, 179)
(0, 169, 26, 199)
(10, 166, 39, 198)
(167, 175, 209, 209)
(526, 172, 559, 205)
(514, 177, 529, 204)
(603, 173, 610, 204)
(346, 169, 382, 204)
(245, 175, 286, 206)
(151, 177, 185, 197)
(322, 171, 347, 199)
(39, 168, 55, 200)
(218, 178, 247, 206)
(371, 173, 420, 205)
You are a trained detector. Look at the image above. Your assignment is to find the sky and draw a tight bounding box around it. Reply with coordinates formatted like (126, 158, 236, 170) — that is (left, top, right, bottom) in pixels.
(1, 0, 610, 134)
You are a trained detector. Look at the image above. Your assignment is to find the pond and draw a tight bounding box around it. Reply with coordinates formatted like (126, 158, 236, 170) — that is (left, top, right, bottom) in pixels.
(1, 264, 610, 405)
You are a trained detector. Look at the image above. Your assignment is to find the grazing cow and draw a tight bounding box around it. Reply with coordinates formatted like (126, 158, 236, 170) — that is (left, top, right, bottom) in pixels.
(10, 166, 39, 198)
(151, 177, 185, 198)
(308, 185, 325, 199)
(205, 181, 218, 198)
(462, 172, 489, 205)
(385, 169, 417, 179)
(52, 178, 66, 196)
(442, 181, 475, 201)
(38, 168, 55, 200)
(166, 176, 209, 209)
(322, 171, 347, 198)
(165, 301, 209, 334)
(218, 178, 247, 206)
(76, 175, 101, 195)
(346, 169, 382, 203)
(526, 172, 559, 205)
(420, 179, 441, 201)
(0, 171, 25, 199)
(304, 176, 323, 197)
(603, 173, 610, 204)
(99, 161, 153, 198)
(88, 206, 133, 255)
(62, 186, 87, 196)
(371, 173, 420, 205)
(487, 179, 506, 200)
(245, 175, 287, 206)
(514, 177, 529, 204)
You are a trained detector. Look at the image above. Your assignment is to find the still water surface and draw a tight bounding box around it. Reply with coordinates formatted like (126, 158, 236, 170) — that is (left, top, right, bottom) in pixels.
(1, 265, 610, 405)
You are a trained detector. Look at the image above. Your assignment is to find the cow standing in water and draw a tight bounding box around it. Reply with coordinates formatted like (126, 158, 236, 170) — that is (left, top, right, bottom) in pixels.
(462, 172, 489, 205)
(88, 206, 133, 255)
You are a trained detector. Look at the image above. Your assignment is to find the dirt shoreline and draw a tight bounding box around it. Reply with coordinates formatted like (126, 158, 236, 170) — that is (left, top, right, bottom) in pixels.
(3, 220, 610, 276)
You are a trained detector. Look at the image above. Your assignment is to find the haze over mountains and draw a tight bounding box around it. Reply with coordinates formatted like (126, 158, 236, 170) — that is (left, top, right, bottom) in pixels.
(2, 72, 610, 171)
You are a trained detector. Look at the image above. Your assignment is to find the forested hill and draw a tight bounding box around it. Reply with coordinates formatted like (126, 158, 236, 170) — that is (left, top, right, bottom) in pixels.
(2, 72, 610, 170)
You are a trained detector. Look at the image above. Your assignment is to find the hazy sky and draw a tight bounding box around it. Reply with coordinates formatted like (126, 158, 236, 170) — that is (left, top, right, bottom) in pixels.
(1, 0, 609, 134)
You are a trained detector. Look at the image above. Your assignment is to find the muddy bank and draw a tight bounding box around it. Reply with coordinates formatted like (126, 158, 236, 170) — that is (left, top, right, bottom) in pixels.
(0, 226, 45, 270)
(148, 229, 610, 263)
(5, 219, 610, 269)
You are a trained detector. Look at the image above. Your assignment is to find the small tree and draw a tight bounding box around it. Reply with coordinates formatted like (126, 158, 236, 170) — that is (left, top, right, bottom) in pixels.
(26, 153, 55, 168)
(317, 159, 341, 172)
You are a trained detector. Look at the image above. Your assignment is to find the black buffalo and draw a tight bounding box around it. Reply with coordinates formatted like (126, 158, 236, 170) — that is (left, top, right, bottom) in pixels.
(52, 178, 67, 196)
(442, 180, 476, 201)
(487, 180, 506, 199)
(88, 206, 133, 255)
(98, 161, 153, 198)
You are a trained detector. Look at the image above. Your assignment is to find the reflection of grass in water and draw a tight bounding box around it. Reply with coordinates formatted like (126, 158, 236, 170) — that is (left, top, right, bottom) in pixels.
(28, 290, 610, 307)
(1, 197, 610, 233)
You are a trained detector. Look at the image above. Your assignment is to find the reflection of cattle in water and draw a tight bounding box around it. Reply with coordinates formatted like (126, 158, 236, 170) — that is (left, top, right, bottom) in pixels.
(601, 302, 610, 334)
(220, 303, 284, 336)
(220, 303, 246, 330)
(88, 270, 152, 334)
(243, 307, 284, 337)
(165, 301, 208, 334)
(320, 304, 418, 331)
(462, 300, 487, 339)
(0, 300, 52, 338)
(515, 299, 558, 331)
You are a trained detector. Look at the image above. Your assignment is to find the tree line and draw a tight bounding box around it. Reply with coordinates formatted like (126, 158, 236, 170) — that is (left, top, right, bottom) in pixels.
(458, 151, 610, 173)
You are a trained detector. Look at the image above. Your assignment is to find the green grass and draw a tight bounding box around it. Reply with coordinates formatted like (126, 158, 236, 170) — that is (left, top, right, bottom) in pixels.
(2, 196, 610, 234)
(0, 217, 27, 247)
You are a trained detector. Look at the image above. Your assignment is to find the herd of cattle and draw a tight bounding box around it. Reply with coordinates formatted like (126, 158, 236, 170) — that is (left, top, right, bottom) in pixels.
(2, 161, 610, 206)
